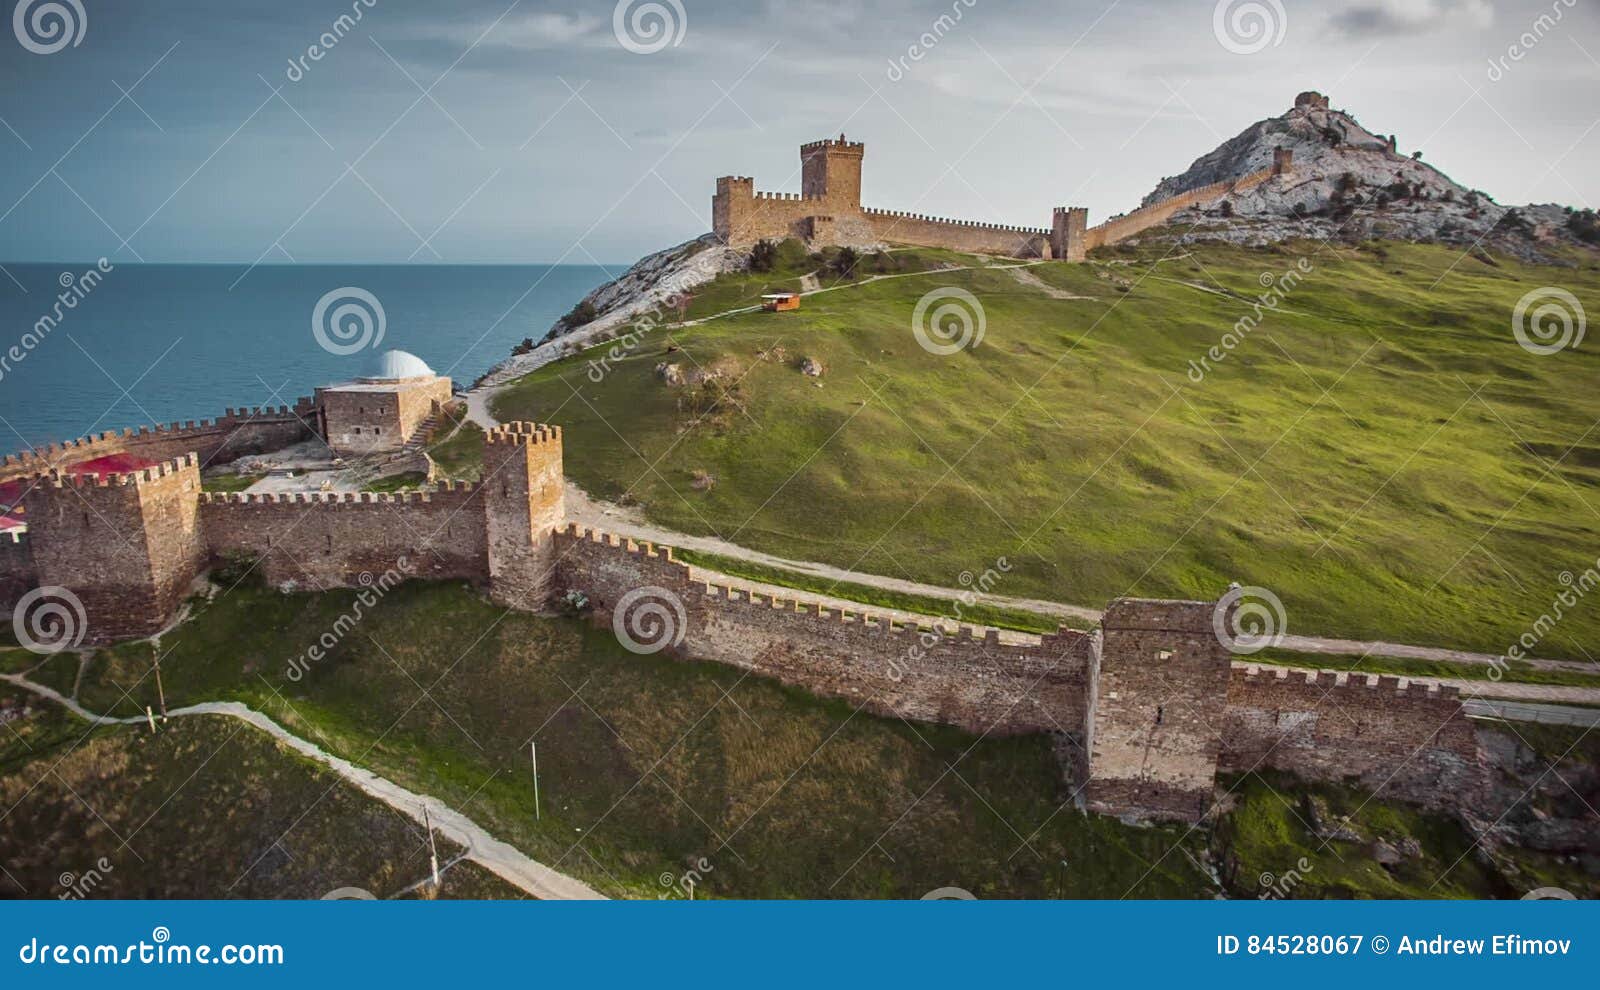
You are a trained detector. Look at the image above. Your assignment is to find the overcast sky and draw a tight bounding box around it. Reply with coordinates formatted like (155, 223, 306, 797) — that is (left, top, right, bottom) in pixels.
(0, 0, 1595, 264)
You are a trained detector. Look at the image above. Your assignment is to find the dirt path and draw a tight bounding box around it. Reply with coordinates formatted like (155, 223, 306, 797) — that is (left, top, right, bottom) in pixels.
(561, 482, 1595, 675)
(1006, 265, 1096, 300)
(0, 672, 604, 901)
(563, 481, 1102, 625)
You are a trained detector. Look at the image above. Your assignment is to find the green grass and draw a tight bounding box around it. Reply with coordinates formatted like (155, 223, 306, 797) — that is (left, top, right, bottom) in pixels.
(0, 686, 522, 899)
(1254, 648, 1600, 689)
(201, 472, 264, 492)
(495, 239, 1600, 661)
(669, 243, 985, 327)
(1215, 771, 1599, 899)
(48, 578, 1574, 900)
(673, 546, 1076, 635)
(426, 412, 484, 482)
(365, 471, 430, 493)
(68, 580, 1211, 899)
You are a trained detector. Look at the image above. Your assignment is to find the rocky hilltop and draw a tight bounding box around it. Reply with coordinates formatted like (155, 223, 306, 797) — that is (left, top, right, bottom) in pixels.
(1139, 91, 1584, 257)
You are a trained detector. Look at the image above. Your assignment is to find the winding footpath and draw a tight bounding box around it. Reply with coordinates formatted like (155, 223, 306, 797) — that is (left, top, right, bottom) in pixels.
(0, 672, 604, 902)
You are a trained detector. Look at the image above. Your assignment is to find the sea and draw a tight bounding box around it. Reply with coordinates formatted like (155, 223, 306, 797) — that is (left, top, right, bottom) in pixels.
(0, 263, 613, 450)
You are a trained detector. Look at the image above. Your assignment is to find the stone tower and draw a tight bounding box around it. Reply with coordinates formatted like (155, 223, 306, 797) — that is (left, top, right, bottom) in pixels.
(1084, 598, 1233, 822)
(1052, 206, 1088, 263)
(481, 423, 565, 609)
(800, 134, 865, 209)
(21, 456, 204, 643)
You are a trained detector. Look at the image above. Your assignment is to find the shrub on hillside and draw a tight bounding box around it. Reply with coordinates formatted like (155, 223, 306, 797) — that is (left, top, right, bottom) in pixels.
(828, 247, 861, 279)
(749, 240, 778, 272)
(557, 299, 598, 330)
(1567, 208, 1600, 245)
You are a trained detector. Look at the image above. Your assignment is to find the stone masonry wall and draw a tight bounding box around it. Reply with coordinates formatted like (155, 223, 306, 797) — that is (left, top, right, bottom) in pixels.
(198, 485, 487, 590)
(1083, 164, 1280, 252)
(21, 457, 204, 642)
(1219, 666, 1481, 809)
(0, 531, 36, 613)
(862, 209, 1052, 258)
(1086, 598, 1235, 823)
(482, 424, 565, 608)
(0, 403, 315, 482)
(552, 525, 1095, 736)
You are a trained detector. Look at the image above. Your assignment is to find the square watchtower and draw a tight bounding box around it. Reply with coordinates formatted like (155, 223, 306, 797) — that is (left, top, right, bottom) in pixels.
(800, 134, 865, 209)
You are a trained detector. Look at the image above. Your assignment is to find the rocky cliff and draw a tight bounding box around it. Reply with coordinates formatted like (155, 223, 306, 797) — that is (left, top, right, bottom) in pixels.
(1134, 91, 1586, 259)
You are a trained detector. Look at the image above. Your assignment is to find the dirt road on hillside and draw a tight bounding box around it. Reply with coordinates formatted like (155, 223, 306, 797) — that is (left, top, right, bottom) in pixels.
(0, 673, 604, 901)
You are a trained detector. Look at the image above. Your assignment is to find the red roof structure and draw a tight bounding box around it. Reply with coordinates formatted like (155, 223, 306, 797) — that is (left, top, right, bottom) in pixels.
(0, 452, 164, 531)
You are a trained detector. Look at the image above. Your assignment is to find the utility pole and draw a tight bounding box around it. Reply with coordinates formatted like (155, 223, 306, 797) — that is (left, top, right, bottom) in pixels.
(153, 652, 168, 719)
(530, 740, 541, 820)
(423, 805, 440, 890)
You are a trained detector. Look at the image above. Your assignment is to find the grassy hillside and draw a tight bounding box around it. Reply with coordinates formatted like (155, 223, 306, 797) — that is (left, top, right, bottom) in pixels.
(494, 239, 1600, 659)
(0, 687, 519, 899)
(27, 581, 1209, 899)
(6, 579, 1587, 899)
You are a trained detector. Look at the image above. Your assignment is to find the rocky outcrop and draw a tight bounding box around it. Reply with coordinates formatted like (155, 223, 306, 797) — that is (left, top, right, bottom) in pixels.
(542, 234, 744, 345)
(473, 235, 747, 389)
(1133, 93, 1588, 261)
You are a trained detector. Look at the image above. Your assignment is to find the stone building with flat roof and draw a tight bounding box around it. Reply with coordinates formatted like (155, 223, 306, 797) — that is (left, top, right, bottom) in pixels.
(314, 350, 452, 456)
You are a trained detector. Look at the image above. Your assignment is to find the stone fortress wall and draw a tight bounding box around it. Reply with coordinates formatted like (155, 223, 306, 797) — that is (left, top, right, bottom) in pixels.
(712, 137, 1292, 261)
(548, 525, 1479, 824)
(0, 402, 316, 484)
(5, 409, 1481, 825)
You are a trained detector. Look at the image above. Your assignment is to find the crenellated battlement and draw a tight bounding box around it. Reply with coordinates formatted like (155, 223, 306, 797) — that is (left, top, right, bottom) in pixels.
(1231, 664, 1461, 701)
(199, 481, 477, 508)
(1, 402, 314, 483)
(39, 453, 199, 491)
(861, 207, 1050, 235)
(484, 422, 562, 447)
(800, 137, 865, 154)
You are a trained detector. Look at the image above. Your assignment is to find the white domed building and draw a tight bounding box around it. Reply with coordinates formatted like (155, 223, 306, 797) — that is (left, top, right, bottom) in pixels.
(315, 350, 453, 456)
